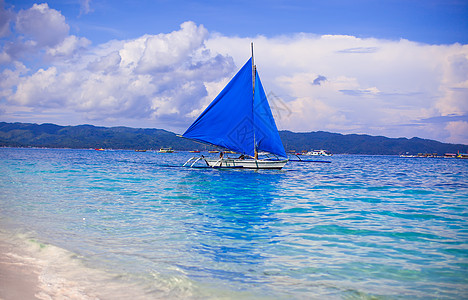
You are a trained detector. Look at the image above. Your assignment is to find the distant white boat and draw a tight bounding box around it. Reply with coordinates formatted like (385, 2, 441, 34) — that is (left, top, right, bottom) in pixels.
(305, 150, 332, 156)
(158, 148, 174, 153)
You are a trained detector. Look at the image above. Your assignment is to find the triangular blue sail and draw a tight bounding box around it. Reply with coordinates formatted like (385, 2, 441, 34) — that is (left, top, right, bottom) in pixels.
(253, 71, 288, 158)
(183, 59, 255, 156)
(182, 57, 287, 158)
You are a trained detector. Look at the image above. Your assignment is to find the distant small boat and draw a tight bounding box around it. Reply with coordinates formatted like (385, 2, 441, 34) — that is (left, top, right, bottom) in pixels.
(95, 148, 105, 151)
(135, 149, 147, 152)
(189, 150, 200, 153)
(305, 150, 332, 156)
(208, 150, 218, 153)
(158, 148, 174, 153)
(458, 153, 468, 159)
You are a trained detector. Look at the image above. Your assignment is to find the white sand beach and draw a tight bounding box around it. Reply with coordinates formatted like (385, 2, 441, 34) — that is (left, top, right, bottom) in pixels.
(0, 230, 175, 300)
(0, 238, 41, 300)
(0, 231, 103, 300)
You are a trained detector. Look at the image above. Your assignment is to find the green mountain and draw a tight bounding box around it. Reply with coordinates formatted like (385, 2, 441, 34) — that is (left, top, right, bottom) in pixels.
(0, 122, 198, 150)
(279, 131, 467, 155)
(0, 122, 466, 155)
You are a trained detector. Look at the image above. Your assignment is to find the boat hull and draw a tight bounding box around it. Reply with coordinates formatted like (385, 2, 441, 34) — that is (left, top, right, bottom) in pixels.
(158, 148, 174, 153)
(204, 158, 288, 169)
(305, 150, 332, 156)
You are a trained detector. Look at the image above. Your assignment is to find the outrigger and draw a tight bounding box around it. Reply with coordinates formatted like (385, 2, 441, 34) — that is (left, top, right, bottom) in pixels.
(183, 152, 288, 169)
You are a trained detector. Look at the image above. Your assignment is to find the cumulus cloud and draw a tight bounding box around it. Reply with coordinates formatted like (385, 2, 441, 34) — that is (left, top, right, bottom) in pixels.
(46, 35, 91, 58)
(445, 120, 468, 144)
(207, 35, 468, 143)
(1, 18, 235, 130)
(1, 2, 467, 144)
(16, 3, 69, 47)
(0, 3, 89, 63)
(135, 22, 208, 73)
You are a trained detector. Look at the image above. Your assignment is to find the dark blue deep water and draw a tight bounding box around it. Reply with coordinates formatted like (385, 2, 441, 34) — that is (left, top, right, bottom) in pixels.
(1, 148, 467, 299)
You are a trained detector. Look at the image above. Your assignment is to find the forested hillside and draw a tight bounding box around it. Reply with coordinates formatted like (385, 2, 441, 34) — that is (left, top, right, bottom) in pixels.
(1, 122, 466, 155)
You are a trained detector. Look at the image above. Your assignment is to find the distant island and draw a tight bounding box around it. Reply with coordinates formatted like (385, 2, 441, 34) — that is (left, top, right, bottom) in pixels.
(0, 122, 466, 155)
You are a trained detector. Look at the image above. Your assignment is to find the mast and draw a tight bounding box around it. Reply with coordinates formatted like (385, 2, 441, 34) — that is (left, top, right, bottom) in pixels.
(251, 42, 255, 94)
(252, 42, 258, 160)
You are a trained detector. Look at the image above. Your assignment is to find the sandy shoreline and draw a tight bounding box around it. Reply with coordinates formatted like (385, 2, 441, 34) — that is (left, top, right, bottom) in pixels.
(0, 231, 103, 300)
(0, 238, 41, 300)
(0, 230, 159, 300)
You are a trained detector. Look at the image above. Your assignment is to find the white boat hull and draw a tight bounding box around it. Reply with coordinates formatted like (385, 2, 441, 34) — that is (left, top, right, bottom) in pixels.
(305, 150, 332, 156)
(204, 158, 288, 169)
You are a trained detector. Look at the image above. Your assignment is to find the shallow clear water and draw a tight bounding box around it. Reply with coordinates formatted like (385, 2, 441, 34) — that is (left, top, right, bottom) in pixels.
(1, 148, 467, 299)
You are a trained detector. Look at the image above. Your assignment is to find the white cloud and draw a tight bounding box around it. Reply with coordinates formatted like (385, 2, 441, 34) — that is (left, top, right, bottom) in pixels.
(87, 51, 121, 73)
(436, 50, 468, 117)
(136, 22, 208, 73)
(0, 2, 90, 63)
(445, 121, 468, 144)
(12, 67, 64, 107)
(46, 35, 91, 58)
(0, 61, 28, 99)
(0, 3, 467, 144)
(2, 20, 235, 131)
(16, 3, 69, 48)
(208, 35, 468, 143)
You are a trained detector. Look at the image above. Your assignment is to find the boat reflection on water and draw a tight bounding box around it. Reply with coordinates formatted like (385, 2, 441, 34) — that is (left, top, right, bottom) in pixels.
(175, 168, 286, 285)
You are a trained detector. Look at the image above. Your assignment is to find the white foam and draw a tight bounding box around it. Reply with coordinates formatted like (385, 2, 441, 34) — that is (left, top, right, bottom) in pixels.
(0, 230, 171, 299)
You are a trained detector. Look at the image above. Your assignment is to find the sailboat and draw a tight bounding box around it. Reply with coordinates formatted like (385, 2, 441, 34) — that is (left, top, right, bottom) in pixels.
(182, 43, 288, 169)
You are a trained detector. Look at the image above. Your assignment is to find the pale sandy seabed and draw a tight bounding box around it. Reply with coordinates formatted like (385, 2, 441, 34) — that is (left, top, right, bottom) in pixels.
(0, 229, 249, 300)
(0, 230, 157, 300)
(0, 230, 104, 300)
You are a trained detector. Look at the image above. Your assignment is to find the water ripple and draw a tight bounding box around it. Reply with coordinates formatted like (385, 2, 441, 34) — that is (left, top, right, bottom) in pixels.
(0, 149, 467, 299)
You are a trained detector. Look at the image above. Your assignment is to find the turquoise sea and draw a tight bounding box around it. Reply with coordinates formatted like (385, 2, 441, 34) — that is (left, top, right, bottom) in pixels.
(0, 148, 467, 299)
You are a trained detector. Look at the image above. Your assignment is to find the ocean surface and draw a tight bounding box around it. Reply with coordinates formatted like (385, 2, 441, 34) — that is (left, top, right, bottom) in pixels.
(0, 148, 467, 299)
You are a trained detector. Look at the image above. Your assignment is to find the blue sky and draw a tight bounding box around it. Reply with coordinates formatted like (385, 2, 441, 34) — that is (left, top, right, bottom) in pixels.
(1, 0, 467, 144)
(9, 0, 468, 45)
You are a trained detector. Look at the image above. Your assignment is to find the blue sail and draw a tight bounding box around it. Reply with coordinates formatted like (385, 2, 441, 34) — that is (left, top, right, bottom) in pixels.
(182, 57, 287, 158)
(253, 71, 288, 158)
(183, 59, 255, 156)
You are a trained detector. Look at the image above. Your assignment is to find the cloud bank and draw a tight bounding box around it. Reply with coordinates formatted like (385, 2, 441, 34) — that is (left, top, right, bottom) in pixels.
(1, 2, 467, 144)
